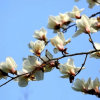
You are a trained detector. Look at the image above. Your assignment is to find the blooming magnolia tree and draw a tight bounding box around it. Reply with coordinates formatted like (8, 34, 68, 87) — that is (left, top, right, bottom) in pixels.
(0, 0, 100, 98)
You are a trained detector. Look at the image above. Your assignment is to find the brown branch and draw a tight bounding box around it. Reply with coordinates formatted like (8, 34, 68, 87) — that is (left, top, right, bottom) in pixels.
(0, 78, 14, 87)
(62, 24, 76, 33)
(75, 54, 88, 76)
(38, 56, 46, 63)
(52, 50, 99, 61)
(88, 33, 97, 50)
(89, 11, 100, 18)
(0, 72, 30, 87)
(0, 63, 47, 87)
(0, 50, 100, 87)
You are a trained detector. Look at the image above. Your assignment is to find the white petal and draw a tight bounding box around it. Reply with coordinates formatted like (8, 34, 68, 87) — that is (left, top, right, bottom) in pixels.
(58, 32, 65, 42)
(90, 52, 100, 59)
(90, 27, 97, 33)
(18, 77, 28, 87)
(67, 58, 75, 67)
(93, 78, 100, 88)
(72, 29, 83, 37)
(45, 50, 53, 59)
(94, 43, 100, 50)
(28, 56, 37, 66)
(6, 57, 17, 68)
(34, 70, 44, 81)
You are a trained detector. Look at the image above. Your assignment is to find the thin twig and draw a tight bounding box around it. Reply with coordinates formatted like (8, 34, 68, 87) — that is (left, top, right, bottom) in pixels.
(0, 72, 30, 87)
(0, 64, 45, 87)
(75, 54, 88, 76)
(51, 50, 99, 61)
(89, 11, 100, 18)
(38, 56, 46, 63)
(88, 33, 97, 50)
(62, 24, 76, 33)
(0, 78, 14, 87)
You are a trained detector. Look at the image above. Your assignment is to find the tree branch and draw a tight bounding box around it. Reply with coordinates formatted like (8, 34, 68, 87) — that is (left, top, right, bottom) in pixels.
(52, 50, 99, 60)
(75, 54, 88, 76)
(89, 11, 100, 18)
(88, 33, 97, 50)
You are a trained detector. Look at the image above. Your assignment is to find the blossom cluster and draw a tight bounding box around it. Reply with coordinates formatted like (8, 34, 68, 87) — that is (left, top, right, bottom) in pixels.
(72, 78, 100, 97)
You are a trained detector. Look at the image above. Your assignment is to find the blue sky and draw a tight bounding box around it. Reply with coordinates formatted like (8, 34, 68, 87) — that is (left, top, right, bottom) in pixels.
(0, 0, 100, 100)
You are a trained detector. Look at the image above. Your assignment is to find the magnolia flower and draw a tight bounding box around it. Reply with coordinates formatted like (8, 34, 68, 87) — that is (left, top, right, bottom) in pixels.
(33, 28, 48, 42)
(50, 32, 71, 53)
(72, 78, 100, 94)
(90, 42, 100, 59)
(23, 56, 44, 81)
(17, 70, 44, 87)
(48, 15, 62, 33)
(90, 17, 100, 31)
(87, 0, 100, 8)
(59, 58, 85, 78)
(73, 15, 97, 37)
(48, 13, 72, 33)
(23, 56, 41, 72)
(68, 6, 84, 19)
(59, 13, 72, 26)
(6, 57, 17, 74)
(72, 78, 86, 92)
(29, 40, 45, 56)
(16, 70, 36, 87)
(17, 58, 43, 87)
(93, 78, 100, 93)
(0, 57, 17, 75)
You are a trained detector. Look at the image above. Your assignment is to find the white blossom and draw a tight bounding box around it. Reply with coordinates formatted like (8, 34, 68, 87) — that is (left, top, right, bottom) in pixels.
(48, 13, 72, 33)
(50, 32, 71, 53)
(72, 78, 86, 92)
(6, 57, 17, 74)
(16, 70, 30, 87)
(48, 15, 62, 33)
(23, 56, 41, 72)
(90, 42, 100, 58)
(90, 17, 100, 31)
(0, 57, 17, 74)
(68, 6, 84, 19)
(93, 78, 100, 93)
(59, 13, 73, 26)
(73, 15, 97, 37)
(33, 28, 48, 42)
(72, 78, 100, 93)
(59, 58, 85, 78)
(29, 40, 45, 56)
